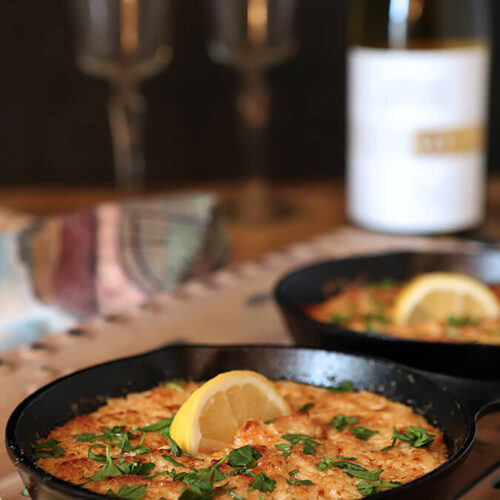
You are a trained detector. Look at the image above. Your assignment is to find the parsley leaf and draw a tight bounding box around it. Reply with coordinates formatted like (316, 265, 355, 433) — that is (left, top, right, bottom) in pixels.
(171, 456, 229, 499)
(317, 457, 383, 481)
(74, 425, 143, 455)
(118, 432, 151, 455)
(356, 480, 401, 497)
(330, 315, 351, 326)
(227, 446, 262, 468)
(21, 487, 30, 497)
(369, 278, 397, 289)
(328, 381, 353, 393)
(298, 403, 314, 413)
(88, 444, 107, 462)
(447, 316, 479, 326)
(349, 426, 379, 441)
(230, 493, 246, 500)
(249, 472, 276, 492)
(286, 478, 314, 486)
(165, 381, 185, 392)
(337, 455, 357, 460)
(31, 438, 65, 459)
(275, 443, 292, 451)
(89, 446, 123, 482)
(106, 484, 147, 500)
(264, 418, 275, 424)
(363, 313, 389, 332)
(281, 434, 321, 455)
(74, 432, 99, 442)
(331, 414, 358, 431)
(163, 454, 183, 467)
(118, 459, 155, 476)
(138, 416, 174, 432)
(317, 456, 336, 471)
(390, 426, 436, 448)
(281, 451, 291, 459)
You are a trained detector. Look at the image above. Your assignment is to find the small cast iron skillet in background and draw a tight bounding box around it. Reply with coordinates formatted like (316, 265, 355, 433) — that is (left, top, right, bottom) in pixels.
(6, 345, 500, 500)
(274, 251, 500, 380)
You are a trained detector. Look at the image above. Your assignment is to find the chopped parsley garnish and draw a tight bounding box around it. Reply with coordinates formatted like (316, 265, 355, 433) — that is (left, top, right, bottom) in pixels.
(363, 313, 389, 332)
(165, 381, 185, 392)
(119, 432, 151, 454)
(298, 403, 314, 413)
(230, 493, 246, 500)
(106, 484, 147, 500)
(248, 472, 276, 492)
(317, 456, 335, 471)
(369, 277, 397, 289)
(281, 434, 321, 455)
(384, 426, 436, 449)
(135, 414, 182, 456)
(137, 416, 174, 433)
(74, 425, 150, 454)
(75, 425, 129, 444)
(31, 438, 65, 458)
(171, 455, 233, 499)
(286, 478, 314, 486)
(163, 453, 183, 467)
(330, 315, 351, 326)
(264, 418, 275, 424)
(88, 446, 123, 482)
(88, 444, 107, 462)
(331, 414, 358, 431)
(327, 381, 353, 393)
(447, 316, 479, 327)
(338, 455, 357, 461)
(275, 443, 292, 451)
(356, 479, 401, 497)
(227, 446, 262, 468)
(317, 457, 383, 480)
(21, 487, 30, 497)
(349, 426, 379, 441)
(342, 467, 383, 481)
(167, 436, 182, 457)
(281, 451, 291, 459)
(287, 470, 313, 485)
(83, 446, 155, 483)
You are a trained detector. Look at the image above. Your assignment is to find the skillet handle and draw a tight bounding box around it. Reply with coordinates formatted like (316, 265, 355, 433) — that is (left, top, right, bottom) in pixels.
(423, 371, 500, 419)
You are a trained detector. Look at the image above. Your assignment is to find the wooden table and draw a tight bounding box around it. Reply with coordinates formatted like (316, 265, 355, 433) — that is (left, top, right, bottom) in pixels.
(1, 179, 500, 499)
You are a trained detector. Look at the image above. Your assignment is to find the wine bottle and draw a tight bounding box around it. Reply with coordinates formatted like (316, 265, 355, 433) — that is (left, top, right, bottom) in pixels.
(347, 0, 491, 234)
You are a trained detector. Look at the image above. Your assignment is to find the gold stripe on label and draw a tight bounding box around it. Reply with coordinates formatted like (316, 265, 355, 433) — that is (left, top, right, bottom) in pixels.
(414, 125, 484, 155)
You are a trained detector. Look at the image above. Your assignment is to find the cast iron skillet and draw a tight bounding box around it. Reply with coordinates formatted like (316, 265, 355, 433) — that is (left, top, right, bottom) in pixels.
(274, 251, 500, 380)
(5, 345, 500, 500)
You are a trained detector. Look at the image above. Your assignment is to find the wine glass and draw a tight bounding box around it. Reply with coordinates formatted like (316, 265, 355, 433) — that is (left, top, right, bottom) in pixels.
(206, 0, 298, 224)
(72, 0, 174, 189)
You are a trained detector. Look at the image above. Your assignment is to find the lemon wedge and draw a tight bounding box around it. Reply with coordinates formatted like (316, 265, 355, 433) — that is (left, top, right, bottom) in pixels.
(170, 370, 291, 455)
(392, 272, 500, 325)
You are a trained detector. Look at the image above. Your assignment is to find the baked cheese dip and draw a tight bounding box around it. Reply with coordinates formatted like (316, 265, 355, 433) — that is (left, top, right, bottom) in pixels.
(307, 276, 500, 344)
(34, 379, 447, 499)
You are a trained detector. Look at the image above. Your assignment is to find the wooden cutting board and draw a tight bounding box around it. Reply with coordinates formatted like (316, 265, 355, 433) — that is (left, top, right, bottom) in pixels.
(1, 227, 499, 499)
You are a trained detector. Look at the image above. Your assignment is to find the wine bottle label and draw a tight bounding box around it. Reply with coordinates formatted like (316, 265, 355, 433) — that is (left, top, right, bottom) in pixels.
(347, 46, 490, 234)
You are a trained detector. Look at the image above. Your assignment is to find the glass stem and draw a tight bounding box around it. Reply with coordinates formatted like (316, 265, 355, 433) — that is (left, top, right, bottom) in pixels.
(236, 68, 274, 224)
(107, 82, 146, 190)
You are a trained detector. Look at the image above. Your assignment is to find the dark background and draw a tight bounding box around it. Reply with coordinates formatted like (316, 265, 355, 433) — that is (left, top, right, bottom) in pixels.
(0, 0, 498, 186)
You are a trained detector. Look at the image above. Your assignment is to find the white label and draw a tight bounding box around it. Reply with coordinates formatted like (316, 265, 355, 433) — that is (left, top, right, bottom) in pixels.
(347, 46, 490, 234)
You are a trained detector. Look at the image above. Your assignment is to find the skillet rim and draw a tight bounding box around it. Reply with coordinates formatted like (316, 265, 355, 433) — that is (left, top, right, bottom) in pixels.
(5, 344, 476, 500)
(274, 249, 500, 349)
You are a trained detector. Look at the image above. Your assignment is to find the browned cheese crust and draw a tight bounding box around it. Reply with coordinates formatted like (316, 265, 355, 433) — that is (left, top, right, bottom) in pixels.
(307, 281, 500, 344)
(36, 380, 447, 499)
